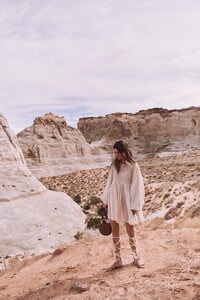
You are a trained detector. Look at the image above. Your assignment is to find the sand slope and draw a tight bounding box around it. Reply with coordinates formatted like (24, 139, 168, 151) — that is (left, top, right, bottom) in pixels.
(0, 220, 199, 300)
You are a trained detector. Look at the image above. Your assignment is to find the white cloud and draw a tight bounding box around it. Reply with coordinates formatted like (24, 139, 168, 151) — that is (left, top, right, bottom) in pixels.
(0, 0, 200, 132)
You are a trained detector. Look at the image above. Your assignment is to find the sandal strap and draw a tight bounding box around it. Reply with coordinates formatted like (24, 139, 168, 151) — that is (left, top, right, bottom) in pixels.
(134, 257, 144, 268)
(112, 236, 121, 261)
(112, 237, 120, 245)
(129, 236, 137, 244)
(129, 236, 138, 257)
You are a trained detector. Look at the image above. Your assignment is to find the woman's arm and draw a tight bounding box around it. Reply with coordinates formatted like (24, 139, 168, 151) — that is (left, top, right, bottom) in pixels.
(130, 163, 145, 211)
(101, 163, 114, 205)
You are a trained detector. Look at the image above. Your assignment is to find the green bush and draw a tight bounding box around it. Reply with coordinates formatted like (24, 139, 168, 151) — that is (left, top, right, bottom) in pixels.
(90, 196, 102, 206)
(86, 216, 101, 229)
(74, 231, 83, 240)
(74, 194, 81, 204)
(83, 202, 91, 210)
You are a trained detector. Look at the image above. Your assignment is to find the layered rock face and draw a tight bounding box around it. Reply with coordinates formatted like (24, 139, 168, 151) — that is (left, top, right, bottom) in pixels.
(17, 113, 110, 178)
(0, 113, 45, 201)
(78, 107, 200, 157)
(0, 114, 85, 258)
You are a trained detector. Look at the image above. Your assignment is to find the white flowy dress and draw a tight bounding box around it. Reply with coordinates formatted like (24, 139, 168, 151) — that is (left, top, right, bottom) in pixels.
(101, 162, 145, 225)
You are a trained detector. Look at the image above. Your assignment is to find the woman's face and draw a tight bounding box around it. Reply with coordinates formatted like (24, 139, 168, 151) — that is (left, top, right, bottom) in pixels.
(114, 149, 124, 161)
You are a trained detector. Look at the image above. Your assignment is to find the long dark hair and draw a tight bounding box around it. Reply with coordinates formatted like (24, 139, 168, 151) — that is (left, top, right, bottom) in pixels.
(113, 140, 135, 172)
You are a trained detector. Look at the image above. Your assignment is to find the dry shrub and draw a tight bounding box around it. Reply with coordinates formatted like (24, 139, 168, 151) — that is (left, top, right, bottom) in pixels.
(73, 194, 81, 204)
(147, 217, 165, 230)
(174, 216, 200, 229)
(86, 216, 101, 229)
(191, 180, 200, 190)
(74, 231, 83, 240)
(164, 202, 184, 220)
(140, 218, 166, 231)
(186, 202, 200, 218)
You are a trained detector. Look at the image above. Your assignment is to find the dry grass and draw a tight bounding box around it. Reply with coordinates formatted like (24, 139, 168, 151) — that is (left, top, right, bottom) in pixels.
(174, 216, 200, 229)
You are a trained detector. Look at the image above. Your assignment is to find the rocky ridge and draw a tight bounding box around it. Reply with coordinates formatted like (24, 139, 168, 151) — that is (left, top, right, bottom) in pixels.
(78, 106, 200, 157)
(17, 113, 111, 178)
(17, 107, 200, 178)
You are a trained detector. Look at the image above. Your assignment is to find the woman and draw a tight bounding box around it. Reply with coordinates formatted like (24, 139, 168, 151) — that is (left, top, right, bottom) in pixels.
(101, 140, 145, 270)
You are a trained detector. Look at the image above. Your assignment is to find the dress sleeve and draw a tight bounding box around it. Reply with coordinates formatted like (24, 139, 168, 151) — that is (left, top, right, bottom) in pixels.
(101, 164, 114, 205)
(130, 163, 145, 210)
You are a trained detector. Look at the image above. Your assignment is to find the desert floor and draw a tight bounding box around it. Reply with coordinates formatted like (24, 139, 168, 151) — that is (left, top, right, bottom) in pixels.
(0, 219, 199, 300)
(0, 151, 200, 300)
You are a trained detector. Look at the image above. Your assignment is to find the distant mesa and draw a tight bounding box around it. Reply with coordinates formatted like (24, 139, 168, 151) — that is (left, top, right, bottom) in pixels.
(78, 106, 200, 156)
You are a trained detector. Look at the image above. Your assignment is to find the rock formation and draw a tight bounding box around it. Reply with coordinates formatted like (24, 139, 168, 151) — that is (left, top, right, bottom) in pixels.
(17, 113, 110, 178)
(78, 107, 200, 157)
(0, 113, 45, 201)
(0, 114, 85, 258)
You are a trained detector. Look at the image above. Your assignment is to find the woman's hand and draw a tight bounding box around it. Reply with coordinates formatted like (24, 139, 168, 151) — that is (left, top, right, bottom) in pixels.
(104, 204, 108, 211)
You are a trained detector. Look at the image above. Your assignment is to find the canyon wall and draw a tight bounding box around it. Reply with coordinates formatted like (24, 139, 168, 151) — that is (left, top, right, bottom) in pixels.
(78, 107, 200, 157)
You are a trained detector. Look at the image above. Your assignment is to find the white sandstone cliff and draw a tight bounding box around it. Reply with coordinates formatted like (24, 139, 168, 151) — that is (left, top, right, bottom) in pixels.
(17, 113, 110, 178)
(0, 113, 86, 260)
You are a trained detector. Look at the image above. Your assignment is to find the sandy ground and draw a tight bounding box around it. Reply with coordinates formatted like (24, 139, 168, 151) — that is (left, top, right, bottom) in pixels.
(1, 151, 200, 300)
(0, 219, 199, 300)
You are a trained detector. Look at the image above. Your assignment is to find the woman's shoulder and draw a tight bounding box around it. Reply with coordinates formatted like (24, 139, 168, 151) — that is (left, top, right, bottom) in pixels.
(129, 158, 138, 165)
(127, 161, 140, 171)
(125, 161, 136, 169)
(109, 161, 115, 170)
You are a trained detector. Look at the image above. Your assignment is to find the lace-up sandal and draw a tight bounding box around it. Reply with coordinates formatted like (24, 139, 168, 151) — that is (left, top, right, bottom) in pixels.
(106, 237, 122, 271)
(133, 257, 144, 268)
(129, 236, 145, 268)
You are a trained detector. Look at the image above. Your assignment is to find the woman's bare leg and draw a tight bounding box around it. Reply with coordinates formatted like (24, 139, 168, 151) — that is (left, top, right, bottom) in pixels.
(125, 222, 137, 257)
(125, 222, 144, 268)
(108, 220, 122, 270)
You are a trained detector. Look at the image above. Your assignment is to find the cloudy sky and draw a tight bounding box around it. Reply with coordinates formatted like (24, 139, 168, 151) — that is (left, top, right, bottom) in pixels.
(0, 0, 200, 133)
